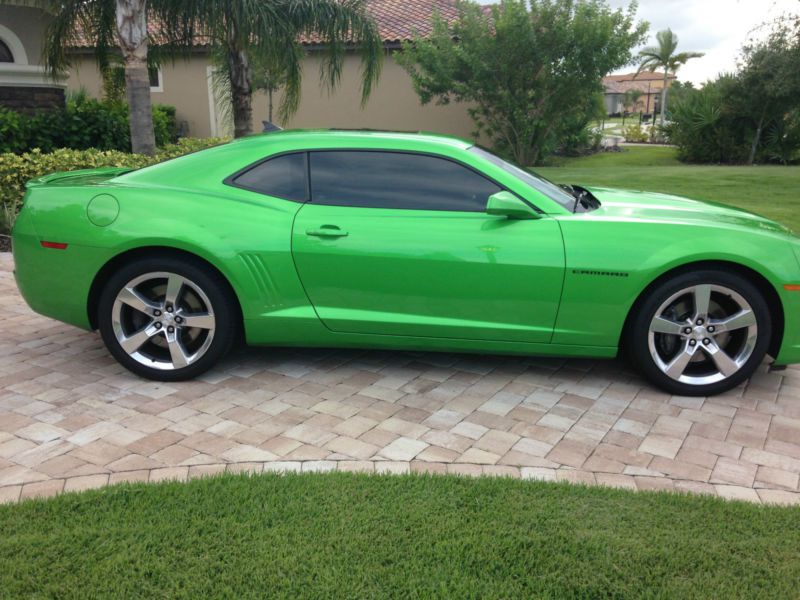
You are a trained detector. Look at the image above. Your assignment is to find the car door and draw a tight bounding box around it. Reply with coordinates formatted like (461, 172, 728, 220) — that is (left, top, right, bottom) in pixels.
(291, 150, 565, 343)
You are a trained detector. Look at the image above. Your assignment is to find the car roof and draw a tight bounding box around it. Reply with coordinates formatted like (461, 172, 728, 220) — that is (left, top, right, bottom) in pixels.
(228, 129, 474, 151)
(117, 129, 476, 187)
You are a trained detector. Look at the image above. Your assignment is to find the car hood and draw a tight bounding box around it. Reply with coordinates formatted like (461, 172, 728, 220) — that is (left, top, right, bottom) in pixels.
(583, 186, 793, 236)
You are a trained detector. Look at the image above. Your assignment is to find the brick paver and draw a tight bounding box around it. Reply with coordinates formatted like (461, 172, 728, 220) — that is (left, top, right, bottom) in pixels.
(1, 253, 799, 504)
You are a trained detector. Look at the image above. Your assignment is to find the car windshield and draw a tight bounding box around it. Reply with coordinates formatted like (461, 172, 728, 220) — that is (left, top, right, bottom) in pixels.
(468, 146, 576, 211)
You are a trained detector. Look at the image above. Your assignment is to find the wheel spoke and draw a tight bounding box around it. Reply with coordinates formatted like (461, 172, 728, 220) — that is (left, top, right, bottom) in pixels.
(164, 274, 184, 309)
(180, 312, 215, 330)
(117, 286, 160, 315)
(165, 330, 190, 369)
(650, 316, 686, 335)
(703, 341, 740, 377)
(665, 344, 697, 379)
(711, 309, 756, 333)
(693, 284, 712, 318)
(119, 323, 158, 354)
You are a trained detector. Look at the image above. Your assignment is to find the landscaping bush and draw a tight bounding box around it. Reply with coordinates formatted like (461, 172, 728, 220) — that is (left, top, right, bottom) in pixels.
(0, 138, 227, 234)
(665, 17, 800, 164)
(622, 124, 649, 143)
(663, 77, 754, 164)
(397, 0, 647, 165)
(556, 125, 603, 157)
(0, 93, 178, 154)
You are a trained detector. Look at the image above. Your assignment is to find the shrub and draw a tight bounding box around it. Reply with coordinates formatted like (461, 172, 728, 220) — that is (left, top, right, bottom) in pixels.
(557, 125, 603, 157)
(622, 124, 649, 143)
(0, 94, 178, 154)
(665, 17, 800, 164)
(763, 110, 800, 164)
(0, 138, 227, 234)
(663, 76, 755, 164)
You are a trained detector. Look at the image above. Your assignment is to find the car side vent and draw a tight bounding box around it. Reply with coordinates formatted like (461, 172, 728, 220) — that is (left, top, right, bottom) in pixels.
(239, 253, 281, 308)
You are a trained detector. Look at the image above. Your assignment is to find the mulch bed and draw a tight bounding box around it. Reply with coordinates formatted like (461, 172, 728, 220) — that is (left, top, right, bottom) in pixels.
(0, 236, 10, 253)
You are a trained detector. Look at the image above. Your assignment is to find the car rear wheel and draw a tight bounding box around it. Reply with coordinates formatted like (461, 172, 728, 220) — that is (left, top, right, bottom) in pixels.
(98, 256, 237, 381)
(628, 269, 771, 396)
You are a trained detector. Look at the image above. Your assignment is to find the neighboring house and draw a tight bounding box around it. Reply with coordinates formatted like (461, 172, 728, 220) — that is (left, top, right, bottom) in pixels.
(61, 0, 475, 139)
(0, 2, 65, 113)
(602, 71, 676, 117)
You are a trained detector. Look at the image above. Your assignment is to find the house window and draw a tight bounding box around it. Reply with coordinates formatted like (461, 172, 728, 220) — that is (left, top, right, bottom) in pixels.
(148, 67, 163, 92)
(0, 40, 13, 63)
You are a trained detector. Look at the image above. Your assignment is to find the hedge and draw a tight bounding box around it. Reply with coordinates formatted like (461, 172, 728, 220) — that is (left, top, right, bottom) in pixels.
(0, 138, 227, 233)
(0, 94, 178, 154)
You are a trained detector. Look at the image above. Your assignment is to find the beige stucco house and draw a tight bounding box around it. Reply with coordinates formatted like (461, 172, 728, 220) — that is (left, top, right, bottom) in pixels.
(0, 2, 65, 112)
(0, 0, 475, 139)
(602, 71, 677, 117)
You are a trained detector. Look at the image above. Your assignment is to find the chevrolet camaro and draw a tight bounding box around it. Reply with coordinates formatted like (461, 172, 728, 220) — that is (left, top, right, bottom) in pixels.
(12, 130, 800, 395)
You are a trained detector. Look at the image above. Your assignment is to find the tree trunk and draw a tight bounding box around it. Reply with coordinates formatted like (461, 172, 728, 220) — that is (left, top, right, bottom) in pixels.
(124, 56, 156, 154)
(228, 47, 253, 138)
(659, 68, 668, 127)
(268, 88, 273, 124)
(116, 0, 156, 155)
(747, 108, 767, 166)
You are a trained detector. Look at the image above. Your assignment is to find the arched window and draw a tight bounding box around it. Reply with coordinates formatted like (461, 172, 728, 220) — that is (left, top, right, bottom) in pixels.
(0, 40, 13, 63)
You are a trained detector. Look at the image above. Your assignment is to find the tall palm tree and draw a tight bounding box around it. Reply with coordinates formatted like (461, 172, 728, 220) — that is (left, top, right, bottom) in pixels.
(637, 29, 704, 126)
(622, 88, 643, 126)
(40, 0, 158, 155)
(157, 0, 383, 138)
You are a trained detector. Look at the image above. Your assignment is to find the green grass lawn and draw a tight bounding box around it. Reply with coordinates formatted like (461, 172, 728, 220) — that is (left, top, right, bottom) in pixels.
(537, 146, 800, 231)
(1, 473, 799, 598)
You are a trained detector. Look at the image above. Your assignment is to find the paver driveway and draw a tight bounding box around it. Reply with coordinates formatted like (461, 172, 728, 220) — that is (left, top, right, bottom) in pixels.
(1, 254, 799, 504)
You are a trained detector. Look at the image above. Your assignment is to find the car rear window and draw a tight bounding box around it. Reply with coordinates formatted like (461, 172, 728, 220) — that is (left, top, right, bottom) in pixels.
(230, 152, 308, 201)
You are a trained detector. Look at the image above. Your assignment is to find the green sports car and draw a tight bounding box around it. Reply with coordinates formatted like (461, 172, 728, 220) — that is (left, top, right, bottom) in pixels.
(12, 130, 800, 395)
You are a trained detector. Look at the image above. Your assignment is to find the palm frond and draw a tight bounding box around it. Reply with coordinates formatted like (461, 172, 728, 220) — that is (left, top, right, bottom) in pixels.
(150, 0, 382, 108)
(37, 0, 116, 76)
(636, 28, 703, 78)
(285, 0, 382, 105)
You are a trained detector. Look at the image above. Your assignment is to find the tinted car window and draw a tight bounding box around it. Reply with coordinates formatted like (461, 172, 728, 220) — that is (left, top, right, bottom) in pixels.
(231, 152, 307, 201)
(469, 146, 575, 210)
(309, 151, 501, 211)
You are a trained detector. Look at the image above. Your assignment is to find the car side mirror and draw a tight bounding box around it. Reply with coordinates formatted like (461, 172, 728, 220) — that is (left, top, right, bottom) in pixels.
(486, 191, 540, 220)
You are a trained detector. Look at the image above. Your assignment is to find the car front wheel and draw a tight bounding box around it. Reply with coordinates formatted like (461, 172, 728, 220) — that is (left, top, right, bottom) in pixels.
(98, 256, 238, 381)
(628, 269, 771, 396)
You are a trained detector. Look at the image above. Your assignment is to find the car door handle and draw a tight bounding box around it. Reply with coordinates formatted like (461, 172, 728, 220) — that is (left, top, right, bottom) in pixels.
(306, 225, 348, 238)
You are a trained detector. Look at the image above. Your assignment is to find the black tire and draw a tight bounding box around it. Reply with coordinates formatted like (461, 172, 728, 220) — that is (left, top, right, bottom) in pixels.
(98, 255, 238, 381)
(627, 269, 771, 396)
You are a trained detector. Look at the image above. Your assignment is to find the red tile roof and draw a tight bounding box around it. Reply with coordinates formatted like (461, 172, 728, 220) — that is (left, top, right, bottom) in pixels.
(358, 0, 459, 44)
(602, 72, 677, 94)
(604, 71, 676, 83)
(69, 0, 460, 48)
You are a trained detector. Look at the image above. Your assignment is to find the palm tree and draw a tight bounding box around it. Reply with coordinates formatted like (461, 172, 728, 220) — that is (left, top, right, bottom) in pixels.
(637, 29, 704, 126)
(622, 88, 643, 126)
(157, 0, 383, 138)
(40, 0, 158, 155)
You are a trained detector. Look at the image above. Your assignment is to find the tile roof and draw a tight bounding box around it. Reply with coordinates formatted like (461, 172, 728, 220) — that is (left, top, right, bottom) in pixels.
(604, 71, 676, 83)
(602, 72, 677, 94)
(359, 0, 459, 44)
(604, 80, 651, 94)
(69, 0, 460, 48)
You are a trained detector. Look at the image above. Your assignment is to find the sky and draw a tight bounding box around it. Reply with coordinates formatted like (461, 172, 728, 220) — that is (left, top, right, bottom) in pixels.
(476, 0, 800, 84)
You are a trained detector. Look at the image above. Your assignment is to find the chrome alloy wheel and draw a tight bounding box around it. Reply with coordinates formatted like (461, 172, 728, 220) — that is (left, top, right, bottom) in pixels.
(111, 272, 216, 371)
(647, 284, 758, 386)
